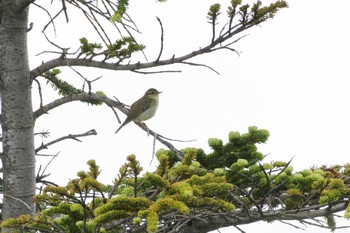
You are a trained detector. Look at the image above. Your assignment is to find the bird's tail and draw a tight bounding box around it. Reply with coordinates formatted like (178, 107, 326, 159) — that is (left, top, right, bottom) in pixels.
(115, 125, 124, 134)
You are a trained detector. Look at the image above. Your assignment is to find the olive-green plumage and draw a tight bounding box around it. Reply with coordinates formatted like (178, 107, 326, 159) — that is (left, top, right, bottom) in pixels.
(115, 88, 161, 134)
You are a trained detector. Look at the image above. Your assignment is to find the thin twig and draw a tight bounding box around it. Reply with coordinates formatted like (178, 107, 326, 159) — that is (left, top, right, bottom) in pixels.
(233, 225, 246, 233)
(33, 79, 44, 109)
(61, 0, 69, 23)
(110, 105, 122, 124)
(132, 69, 182, 75)
(156, 134, 196, 143)
(32, 2, 58, 35)
(2, 193, 36, 214)
(39, 152, 60, 179)
(180, 61, 220, 75)
(151, 132, 157, 165)
(155, 16, 164, 62)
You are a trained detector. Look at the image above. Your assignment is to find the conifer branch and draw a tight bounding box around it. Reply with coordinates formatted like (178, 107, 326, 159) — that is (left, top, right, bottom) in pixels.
(31, 1, 288, 78)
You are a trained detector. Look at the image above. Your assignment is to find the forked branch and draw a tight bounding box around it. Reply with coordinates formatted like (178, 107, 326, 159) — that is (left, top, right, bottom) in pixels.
(35, 129, 97, 154)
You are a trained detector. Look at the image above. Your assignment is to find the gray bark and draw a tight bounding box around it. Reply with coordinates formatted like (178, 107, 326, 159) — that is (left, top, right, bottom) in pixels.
(0, 0, 36, 220)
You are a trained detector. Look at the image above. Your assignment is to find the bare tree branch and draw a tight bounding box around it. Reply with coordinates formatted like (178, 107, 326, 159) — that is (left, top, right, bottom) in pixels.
(30, 24, 251, 79)
(155, 16, 164, 63)
(36, 152, 60, 187)
(37, 152, 59, 178)
(61, 0, 69, 23)
(131, 69, 181, 75)
(35, 129, 97, 154)
(175, 201, 349, 233)
(32, 2, 60, 36)
(33, 79, 44, 109)
(33, 92, 122, 120)
(180, 61, 220, 75)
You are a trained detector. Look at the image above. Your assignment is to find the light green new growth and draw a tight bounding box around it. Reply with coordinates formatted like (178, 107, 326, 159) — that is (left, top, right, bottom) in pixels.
(4, 126, 350, 232)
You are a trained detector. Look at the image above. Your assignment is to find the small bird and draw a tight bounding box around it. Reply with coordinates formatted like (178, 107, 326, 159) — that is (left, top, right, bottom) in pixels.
(115, 88, 162, 134)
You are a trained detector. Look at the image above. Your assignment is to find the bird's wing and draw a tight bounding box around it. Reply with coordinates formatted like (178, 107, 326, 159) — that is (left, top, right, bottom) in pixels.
(125, 97, 151, 122)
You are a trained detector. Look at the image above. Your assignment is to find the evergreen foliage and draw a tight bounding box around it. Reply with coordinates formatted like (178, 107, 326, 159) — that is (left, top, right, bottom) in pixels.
(42, 69, 105, 106)
(78, 36, 145, 62)
(2, 127, 350, 232)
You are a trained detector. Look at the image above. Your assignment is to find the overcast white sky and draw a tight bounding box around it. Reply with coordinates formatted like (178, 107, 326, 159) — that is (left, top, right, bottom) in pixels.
(29, 0, 350, 232)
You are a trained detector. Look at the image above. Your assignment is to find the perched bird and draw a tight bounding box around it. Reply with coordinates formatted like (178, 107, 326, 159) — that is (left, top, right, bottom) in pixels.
(115, 88, 161, 134)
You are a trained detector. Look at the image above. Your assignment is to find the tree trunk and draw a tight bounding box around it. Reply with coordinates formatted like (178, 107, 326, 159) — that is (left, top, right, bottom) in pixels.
(0, 1, 36, 221)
